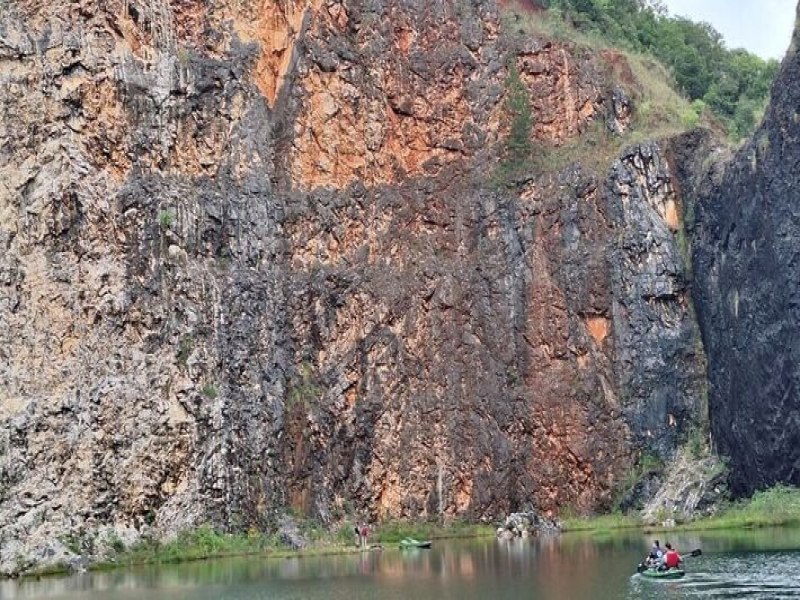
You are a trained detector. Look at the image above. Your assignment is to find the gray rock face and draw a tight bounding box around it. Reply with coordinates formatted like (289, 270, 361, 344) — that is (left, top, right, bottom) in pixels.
(693, 14, 800, 496)
(0, 0, 707, 574)
(608, 143, 707, 456)
(640, 449, 727, 523)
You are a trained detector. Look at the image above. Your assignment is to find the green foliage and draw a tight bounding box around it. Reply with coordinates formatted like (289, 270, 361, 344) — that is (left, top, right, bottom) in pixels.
(60, 533, 82, 555)
(686, 426, 706, 458)
(674, 485, 800, 531)
(202, 384, 218, 399)
(504, 8, 700, 173)
(119, 526, 270, 566)
(612, 451, 665, 511)
(494, 59, 536, 185)
(176, 335, 193, 367)
(561, 512, 642, 533)
(158, 208, 176, 230)
(107, 533, 125, 554)
(286, 362, 322, 410)
(40, 521, 495, 577)
(680, 106, 700, 129)
(554, 483, 800, 535)
(335, 523, 359, 545)
(563, 485, 800, 534)
(504, 60, 535, 168)
(374, 519, 495, 543)
(543, 0, 779, 139)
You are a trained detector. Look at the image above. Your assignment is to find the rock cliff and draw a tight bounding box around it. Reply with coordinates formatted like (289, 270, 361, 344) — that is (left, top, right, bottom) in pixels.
(0, 0, 707, 573)
(693, 4, 800, 496)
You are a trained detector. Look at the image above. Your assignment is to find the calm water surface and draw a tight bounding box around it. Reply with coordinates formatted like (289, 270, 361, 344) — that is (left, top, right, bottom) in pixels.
(4, 528, 800, 600)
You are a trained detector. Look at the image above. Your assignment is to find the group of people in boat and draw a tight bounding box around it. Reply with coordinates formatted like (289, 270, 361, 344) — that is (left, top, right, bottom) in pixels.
(644, 539, 682, 570)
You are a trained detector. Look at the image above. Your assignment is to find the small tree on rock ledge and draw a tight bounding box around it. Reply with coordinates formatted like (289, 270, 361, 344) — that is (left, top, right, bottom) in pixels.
(497, 57, 536, 184)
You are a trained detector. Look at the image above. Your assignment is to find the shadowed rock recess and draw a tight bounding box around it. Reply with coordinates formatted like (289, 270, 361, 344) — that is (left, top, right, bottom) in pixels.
(693, 5, 800, 497)
(0, 0, 711, 573)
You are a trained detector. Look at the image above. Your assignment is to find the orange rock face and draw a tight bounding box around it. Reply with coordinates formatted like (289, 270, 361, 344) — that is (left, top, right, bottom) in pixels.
(285, 7, 604, 189)
(251, 0, 325, 104)
(517, 48, 598, 143)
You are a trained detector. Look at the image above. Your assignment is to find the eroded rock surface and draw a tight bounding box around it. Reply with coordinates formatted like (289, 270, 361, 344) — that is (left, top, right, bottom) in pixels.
(693, 6, 800, 496)
(1, 0, 705, 574)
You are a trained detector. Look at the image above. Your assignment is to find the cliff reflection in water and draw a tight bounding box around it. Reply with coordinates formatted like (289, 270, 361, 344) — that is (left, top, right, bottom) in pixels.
(5, 528, 800, 600)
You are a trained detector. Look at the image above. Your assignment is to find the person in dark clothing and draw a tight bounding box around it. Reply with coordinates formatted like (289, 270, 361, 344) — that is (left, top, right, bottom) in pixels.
(645, 540, 663, 568)
(649, 540, 662, 559)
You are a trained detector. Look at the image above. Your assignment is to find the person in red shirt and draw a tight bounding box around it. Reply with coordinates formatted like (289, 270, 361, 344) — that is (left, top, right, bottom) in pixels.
(663, 543, 682, 569)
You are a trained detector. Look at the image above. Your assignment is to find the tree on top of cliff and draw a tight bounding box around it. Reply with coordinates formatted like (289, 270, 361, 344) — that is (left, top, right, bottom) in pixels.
(546, 0, 779, 139)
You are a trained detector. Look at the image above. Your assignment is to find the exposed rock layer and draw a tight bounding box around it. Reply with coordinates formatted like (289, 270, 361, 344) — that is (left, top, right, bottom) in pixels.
(0, 0, 706, 573)
(693, 9, 800, 496)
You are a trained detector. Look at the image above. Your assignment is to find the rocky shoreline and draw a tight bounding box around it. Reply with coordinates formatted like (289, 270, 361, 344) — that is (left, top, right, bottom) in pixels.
(496, 511, 561, 539)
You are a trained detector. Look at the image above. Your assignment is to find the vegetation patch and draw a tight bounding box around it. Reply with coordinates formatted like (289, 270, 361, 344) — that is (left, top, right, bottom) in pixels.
(286, 362, 323, 410)
(667, 485, 800, 532)
(113, 526, 274, 566)
(532, 0, 778, 139)
(158, 208, 176, 230)
(611, 451, 665, 511)
(501, 4, 708, 175)
(40, 520, 495, 577)
(373, 520, 496, 543)
(201, 384, 218, 399)
(563, 485, 800, 534)
(493, 58, 537, 186)
(561, 511, 643, 534)
(176, 335, 194, 368)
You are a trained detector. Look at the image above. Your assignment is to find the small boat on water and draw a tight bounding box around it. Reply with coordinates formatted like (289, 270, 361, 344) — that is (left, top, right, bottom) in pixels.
(639, 568, 685, 580)
(635, 547, 700, 579)
(399, 537, 432, 549)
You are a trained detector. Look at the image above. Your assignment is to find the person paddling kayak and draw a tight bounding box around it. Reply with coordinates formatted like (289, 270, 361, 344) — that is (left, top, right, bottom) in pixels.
(661, 543, 682, 570)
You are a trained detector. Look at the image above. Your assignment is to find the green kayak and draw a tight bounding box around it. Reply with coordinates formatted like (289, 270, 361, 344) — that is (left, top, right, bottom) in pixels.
(639, 568, 685, 580)
(399, 537, 432, 549)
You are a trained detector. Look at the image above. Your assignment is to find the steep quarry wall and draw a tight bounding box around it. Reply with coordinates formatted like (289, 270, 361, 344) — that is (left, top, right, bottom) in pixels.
(693, 6, 800, 496)
(0, 0, 706, 573)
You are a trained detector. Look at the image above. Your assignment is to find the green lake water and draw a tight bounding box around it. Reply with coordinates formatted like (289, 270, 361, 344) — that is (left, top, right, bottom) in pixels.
(4, 527, 800, 599)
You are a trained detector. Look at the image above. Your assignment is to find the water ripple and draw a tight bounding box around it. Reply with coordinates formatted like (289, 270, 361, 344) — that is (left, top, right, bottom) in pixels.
(630, 552, 800, 599)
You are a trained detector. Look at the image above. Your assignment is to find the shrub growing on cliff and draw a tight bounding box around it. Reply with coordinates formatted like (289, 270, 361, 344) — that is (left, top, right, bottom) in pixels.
(176, 335, 193, 367)
(495, 59, 536, 184)
(286, 362, 322, 409)
(158, 208, 176, 230)
(505, 60, 535, 167)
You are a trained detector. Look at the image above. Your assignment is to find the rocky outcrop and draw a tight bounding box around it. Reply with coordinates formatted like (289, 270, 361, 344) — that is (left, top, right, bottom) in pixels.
(497, 510, 559, 537)
(692, 5, 800, 497)
(0, 0, 707, 574)
(640, 448, 727, 524)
